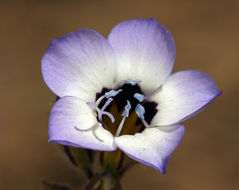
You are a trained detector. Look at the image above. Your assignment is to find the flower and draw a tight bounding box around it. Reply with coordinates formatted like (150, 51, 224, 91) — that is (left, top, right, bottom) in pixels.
(41, 18, 221, 174)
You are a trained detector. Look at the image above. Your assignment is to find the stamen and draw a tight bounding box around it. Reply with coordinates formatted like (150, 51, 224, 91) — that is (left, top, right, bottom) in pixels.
(122, 100, 131, 117)
(101, 98, 113, 111)
(135, 104, 145, 120)
(125, 79, 141, 85)
(95, 95, 106, 106)
(115, 116, 126, 137)
(95, 89, 122, 106)
(135, 104, 150, 128)
(133, 93, 144, 102)
(115, 100, 131, 137)
(141, 119, 151, 128)
(105, 89, 122, 98)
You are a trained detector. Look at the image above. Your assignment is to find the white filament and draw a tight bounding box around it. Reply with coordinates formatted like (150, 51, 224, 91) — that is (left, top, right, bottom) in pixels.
(87, 102, 115, 123)
(115, 100, 131, 136)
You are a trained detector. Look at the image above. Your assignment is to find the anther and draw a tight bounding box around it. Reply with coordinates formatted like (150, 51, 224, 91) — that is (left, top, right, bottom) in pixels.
(125, 79, 141, 85)
(95, 89, 122, 106)
(135, 104, 145, 120)
(135, 104, 150, 128)
(115, 100, 131, 137)
(105, 89, 122, 98)
(134, 93, 144, 102)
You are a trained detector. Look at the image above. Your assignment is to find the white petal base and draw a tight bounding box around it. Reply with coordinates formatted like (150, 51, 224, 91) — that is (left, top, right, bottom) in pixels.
(42, 29, 117, 102)
(49, 96, 117, 151)
(108, 18, 176, 94)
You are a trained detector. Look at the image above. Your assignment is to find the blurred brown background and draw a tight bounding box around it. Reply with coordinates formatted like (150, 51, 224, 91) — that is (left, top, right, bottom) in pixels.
(0, 0, 238, 189)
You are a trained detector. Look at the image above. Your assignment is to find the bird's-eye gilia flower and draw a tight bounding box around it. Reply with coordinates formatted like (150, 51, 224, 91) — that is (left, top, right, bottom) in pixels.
(42, 18, 221, 174)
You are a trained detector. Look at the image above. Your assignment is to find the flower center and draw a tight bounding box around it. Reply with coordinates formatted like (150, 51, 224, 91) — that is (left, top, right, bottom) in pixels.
(89, 79, 157, 137)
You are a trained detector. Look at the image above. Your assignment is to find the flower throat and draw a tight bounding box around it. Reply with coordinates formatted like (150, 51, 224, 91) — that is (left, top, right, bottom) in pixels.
(94, 80, 158, 136)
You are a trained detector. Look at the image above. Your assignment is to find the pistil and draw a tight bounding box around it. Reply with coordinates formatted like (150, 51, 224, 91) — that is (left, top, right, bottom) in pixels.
(98, 98, 113, 121)
(87, 102, 115, 123)
(87, 89, 123, 123)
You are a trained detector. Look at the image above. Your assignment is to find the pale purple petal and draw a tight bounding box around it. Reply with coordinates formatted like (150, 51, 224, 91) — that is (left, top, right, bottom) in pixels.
(42, 29, 116, 102)
(108, 18, 175, 94)
(151, 70, 221, 126)
(115, 125, 185, 174)
(48, 96, 117, 151)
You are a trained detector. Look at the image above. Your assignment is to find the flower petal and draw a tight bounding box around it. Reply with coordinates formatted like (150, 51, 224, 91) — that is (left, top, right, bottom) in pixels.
(48, 96, 117, 151)
(108, 18, 175, 94)
(115, 125, 185, 174)
(151, 70, 221, 126)
(42, 29, 116, 102)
